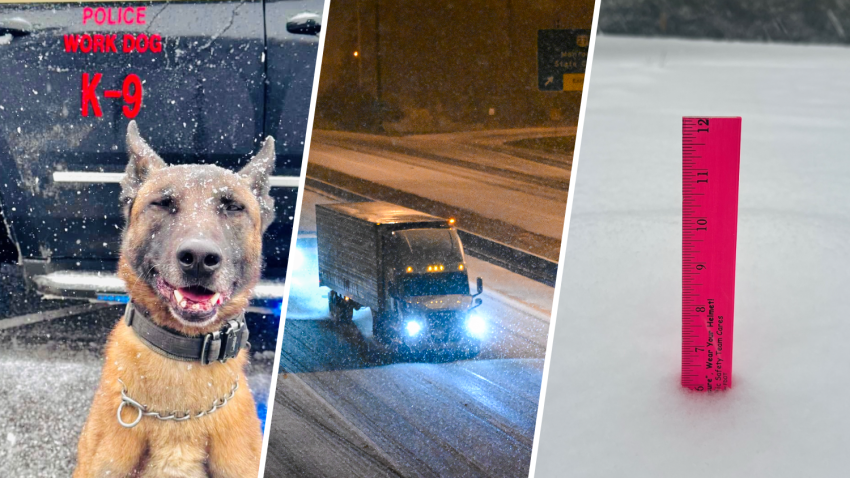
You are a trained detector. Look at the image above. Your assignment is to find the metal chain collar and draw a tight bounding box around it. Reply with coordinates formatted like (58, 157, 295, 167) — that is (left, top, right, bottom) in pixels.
(116, 378, 239, 428)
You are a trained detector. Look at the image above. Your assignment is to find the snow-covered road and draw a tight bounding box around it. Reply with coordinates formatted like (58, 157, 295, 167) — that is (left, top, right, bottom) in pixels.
(264, 189, 554, 477)
(307, 128, 573, 260)
(534, 34, 850, 477)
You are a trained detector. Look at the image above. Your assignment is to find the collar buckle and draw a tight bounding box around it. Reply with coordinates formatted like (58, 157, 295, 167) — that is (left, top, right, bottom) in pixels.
(219, 319, 245, 364)
(200, 319, 246, 365)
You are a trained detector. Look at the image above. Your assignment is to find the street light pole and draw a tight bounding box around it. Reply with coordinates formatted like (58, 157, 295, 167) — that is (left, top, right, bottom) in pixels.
(356, 0, 362, 86)
(374, 0, 382, 105)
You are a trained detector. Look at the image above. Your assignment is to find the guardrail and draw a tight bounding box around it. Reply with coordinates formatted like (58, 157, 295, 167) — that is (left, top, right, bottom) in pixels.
(304, 177, 559, 286)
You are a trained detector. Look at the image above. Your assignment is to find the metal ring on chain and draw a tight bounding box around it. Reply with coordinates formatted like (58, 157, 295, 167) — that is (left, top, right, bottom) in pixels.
(116, 378, 239, 428)
(117, 399, 143, 428)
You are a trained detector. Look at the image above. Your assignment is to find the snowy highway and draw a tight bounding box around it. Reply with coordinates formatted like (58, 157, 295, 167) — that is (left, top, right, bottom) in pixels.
(306, 128, 573, 260)
(264, 189, 554, 477)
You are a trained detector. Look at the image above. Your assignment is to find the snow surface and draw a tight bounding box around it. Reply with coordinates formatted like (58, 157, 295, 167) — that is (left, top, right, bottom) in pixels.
(533, 34, 850, 477)
(308, 130, 570, 241)
(0, 307, 275, 477)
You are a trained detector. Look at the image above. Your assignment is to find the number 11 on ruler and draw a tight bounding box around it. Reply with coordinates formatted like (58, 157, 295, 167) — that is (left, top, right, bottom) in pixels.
(682, 117, 741, 391)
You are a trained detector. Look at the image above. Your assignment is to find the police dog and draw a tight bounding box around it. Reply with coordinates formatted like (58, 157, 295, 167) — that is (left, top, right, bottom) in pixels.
(74, 121, 275, 478)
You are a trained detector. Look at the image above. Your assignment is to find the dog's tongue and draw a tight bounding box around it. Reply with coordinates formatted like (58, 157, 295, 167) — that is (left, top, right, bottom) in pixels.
(178, 287, 218, 303)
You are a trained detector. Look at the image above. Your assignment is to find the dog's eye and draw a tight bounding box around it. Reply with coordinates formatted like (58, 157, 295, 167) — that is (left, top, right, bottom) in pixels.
(151, 197, 174, 209)
(221, 199, 245, 213)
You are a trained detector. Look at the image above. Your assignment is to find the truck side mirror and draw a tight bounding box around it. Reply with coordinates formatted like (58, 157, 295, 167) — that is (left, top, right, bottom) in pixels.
(475, 277, 483, 296)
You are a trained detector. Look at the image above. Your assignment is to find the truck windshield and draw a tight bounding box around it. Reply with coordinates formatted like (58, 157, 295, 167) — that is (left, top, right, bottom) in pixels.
(401, 272, 470, 297)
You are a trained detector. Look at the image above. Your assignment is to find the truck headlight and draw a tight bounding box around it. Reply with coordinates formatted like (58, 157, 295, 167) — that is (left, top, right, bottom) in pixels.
(405, 320, 423, 337)
(466, 315, 486, 337)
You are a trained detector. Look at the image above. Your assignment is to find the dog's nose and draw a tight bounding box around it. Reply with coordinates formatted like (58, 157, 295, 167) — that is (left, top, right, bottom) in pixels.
(176, 239, 222, 278)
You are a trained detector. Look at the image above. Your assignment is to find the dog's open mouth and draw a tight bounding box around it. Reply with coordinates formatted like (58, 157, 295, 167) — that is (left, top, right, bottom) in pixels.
(156, 277, 228, 323)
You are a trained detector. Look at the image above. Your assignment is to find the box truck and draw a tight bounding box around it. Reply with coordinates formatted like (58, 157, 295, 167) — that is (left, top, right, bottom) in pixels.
(316, 201, 484, 350)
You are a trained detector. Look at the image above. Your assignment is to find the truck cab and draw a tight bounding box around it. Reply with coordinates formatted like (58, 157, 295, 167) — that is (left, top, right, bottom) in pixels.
(386, 227, 484, 345)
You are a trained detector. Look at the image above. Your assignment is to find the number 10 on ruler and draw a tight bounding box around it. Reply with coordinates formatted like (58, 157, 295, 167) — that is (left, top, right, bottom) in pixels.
(682, 117, 741, 391)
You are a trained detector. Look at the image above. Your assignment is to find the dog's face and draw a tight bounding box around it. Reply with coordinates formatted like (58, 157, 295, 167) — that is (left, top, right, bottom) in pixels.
(119, 121, 275, 331)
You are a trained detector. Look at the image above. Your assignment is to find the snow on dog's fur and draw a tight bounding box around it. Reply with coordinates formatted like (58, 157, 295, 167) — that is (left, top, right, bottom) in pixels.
(74, 121, 274, 478)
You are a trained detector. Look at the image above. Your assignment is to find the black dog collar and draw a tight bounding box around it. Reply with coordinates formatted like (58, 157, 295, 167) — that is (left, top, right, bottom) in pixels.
(124, 301, 249, 365)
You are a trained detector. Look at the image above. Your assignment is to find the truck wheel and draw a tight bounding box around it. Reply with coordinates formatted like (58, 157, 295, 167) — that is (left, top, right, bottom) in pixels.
(328, 291, 340, 321)
(328, 291, 353, 322)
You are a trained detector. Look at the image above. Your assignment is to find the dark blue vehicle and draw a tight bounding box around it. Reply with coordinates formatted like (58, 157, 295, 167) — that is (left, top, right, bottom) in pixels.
(0, 0, 323, 325)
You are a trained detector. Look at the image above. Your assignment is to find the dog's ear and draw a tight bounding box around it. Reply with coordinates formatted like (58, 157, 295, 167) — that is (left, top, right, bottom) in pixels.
(239, 136, 276, 232)
(121, 121, 166, 219)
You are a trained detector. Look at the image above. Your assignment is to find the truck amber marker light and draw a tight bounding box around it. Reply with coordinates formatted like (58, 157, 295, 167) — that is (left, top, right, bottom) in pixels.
(682, 117, 741, 391)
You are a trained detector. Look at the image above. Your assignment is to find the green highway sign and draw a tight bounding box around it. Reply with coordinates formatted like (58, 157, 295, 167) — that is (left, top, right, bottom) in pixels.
(538, 29, 590, 91)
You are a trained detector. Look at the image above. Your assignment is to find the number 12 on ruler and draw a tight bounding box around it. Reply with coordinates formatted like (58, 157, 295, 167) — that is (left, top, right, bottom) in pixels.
(682, 117, 741, 391)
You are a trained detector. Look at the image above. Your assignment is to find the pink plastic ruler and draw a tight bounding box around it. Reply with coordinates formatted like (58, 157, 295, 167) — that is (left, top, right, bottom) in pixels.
(682, 117, 741, 391)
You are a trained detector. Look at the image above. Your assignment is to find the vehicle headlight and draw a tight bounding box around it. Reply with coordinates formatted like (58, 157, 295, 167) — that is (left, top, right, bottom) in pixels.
(405, 320, 423, 337)
(466, 315, 486, 337)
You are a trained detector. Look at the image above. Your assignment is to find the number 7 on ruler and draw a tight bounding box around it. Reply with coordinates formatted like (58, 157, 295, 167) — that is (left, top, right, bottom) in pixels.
(682, 117, 741, 391)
